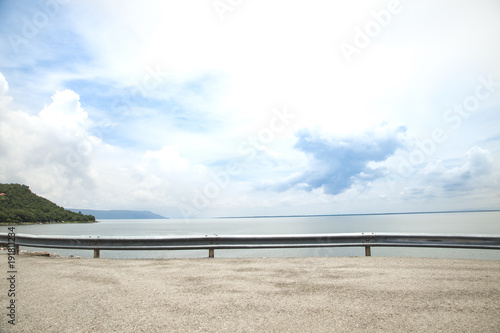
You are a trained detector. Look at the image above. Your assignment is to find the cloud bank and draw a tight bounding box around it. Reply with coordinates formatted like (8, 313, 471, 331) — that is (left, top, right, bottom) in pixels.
(275, 124, 407, 195)
(401, 146, 497, 198)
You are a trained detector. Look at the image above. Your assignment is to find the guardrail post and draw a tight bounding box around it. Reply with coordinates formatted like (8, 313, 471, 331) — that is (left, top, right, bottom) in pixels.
(365, 246, 371, 257)
(15, 245, 19, 255)
(209, 248, 214, 258)
(94, 249, 100, 258)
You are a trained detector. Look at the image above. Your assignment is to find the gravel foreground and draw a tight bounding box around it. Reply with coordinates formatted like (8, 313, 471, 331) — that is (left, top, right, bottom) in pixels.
(1, 256, 499, 333)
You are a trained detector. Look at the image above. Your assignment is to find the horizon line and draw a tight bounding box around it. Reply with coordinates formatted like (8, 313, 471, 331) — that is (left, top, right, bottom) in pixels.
(213, 209, 500, 219)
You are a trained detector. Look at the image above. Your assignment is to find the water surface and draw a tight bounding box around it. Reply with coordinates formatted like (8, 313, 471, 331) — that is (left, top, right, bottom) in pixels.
(8, 211, 500, 260)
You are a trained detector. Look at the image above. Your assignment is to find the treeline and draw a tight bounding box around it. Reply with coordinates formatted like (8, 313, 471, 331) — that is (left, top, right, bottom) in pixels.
(0, 183, 95, 224)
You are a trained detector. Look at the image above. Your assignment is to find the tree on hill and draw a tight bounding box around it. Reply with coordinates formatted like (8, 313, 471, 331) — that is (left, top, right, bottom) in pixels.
(0, 183, 95, 224)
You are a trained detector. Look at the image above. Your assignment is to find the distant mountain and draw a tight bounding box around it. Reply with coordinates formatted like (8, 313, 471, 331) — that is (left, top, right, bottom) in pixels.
(69, 209, 167, 219)
(0, 183, 96, 224)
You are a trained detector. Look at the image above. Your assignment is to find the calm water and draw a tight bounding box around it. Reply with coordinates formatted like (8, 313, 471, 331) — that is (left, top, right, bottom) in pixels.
(7, 211, 500, 260)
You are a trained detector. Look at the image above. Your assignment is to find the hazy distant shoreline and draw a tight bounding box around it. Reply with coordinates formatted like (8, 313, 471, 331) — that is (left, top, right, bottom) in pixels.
(3, 210, 498, 225)
(68, 209, 167, 219)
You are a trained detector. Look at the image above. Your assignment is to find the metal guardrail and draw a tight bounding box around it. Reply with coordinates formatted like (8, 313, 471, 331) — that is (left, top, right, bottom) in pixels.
(1, 232, 499, 258)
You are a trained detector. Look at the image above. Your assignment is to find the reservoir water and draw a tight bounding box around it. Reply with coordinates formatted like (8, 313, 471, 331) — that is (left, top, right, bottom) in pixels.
(7, 211, 500, 260)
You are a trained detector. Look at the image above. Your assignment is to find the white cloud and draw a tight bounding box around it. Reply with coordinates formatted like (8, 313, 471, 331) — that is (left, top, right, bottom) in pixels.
(143, 146, 191, 173)
(0, 73, 12, 106)
(0, 74, 214, 214)
(0, 73, 8, 96)
(39, 89, 88, 132)
(0, 84, 97, 198)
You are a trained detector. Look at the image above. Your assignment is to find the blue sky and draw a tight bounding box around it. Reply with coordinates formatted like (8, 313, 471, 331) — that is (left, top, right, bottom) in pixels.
(0, 0, 499, 218)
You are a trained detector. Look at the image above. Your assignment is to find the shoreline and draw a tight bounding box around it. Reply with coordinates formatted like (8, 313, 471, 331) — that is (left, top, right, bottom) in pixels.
(0, 220, 98, 226)
(0, 248, 81, 258)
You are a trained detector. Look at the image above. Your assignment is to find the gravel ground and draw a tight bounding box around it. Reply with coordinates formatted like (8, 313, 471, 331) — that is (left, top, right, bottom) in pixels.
(0, 256, 499, 332)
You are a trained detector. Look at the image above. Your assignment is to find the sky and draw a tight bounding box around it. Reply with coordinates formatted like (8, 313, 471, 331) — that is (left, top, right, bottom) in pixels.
(0, 0, 499, 218)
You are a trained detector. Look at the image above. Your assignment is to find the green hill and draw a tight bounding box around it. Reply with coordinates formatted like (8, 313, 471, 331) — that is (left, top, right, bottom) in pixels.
(0, 183, 95, 224)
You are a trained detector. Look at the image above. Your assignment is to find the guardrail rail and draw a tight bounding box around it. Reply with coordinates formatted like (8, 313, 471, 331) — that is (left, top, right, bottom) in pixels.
(1, 232, 499, 258)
